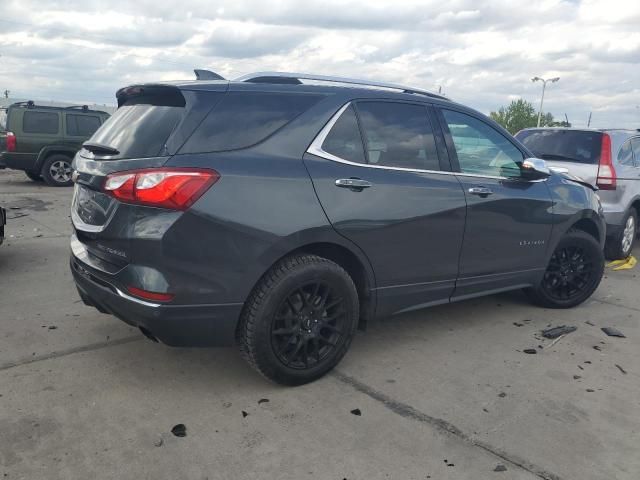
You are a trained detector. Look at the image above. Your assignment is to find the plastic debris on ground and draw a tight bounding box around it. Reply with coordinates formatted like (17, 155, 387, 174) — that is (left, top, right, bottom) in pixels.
(601, 327, 626, 338)
(541, 325, 577, 339)
(607, 256, 637, 271)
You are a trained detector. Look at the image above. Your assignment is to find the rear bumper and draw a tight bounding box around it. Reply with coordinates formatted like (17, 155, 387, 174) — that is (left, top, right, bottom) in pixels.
(70, 251, 243, 347)
(3, 152, 38, 171)
(603, 210, 627, 239)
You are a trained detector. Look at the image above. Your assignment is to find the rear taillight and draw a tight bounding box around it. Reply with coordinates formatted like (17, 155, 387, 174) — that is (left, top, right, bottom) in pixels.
(596, 133, 616, 190)
(6, 132, 16, 152)
(104, 168, 219, 210)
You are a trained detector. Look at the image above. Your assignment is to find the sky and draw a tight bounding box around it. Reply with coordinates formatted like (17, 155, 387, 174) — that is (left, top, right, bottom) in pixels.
(0, 0, 639, 128)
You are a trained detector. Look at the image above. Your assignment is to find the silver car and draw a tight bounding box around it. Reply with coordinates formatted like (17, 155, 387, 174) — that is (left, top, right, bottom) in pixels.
(516, 128, 640, 259)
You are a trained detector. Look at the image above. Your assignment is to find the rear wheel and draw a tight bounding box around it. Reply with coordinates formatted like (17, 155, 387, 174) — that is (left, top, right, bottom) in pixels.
(237, 254, 359, 386)
(605, 210, 637, 260)
(526, 230, 604, 309)
(41, 154, 73, 187)
(24, 170, 43, 182)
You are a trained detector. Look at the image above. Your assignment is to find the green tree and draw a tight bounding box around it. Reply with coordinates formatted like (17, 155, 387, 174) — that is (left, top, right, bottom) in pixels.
(489, 99, 558, 134)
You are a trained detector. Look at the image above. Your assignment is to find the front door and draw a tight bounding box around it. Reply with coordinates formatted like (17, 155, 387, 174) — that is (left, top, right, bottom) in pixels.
(437, 108, 554, 299)
(304, 100, 467, 316)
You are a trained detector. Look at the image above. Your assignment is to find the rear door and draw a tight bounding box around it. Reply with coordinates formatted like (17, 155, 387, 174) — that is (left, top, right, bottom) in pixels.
(438, 108, 554, 298)
(304, 100, 467, 316)
(64, 113, 103, 151)
(71, 85, 218, 267)
(17, 109, 62, 167)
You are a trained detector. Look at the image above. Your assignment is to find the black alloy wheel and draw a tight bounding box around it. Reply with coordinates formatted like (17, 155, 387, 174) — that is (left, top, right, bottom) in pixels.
(526, 229, 604, 309)
(238, 254, 359, 386)
(271, 282, 346, 370)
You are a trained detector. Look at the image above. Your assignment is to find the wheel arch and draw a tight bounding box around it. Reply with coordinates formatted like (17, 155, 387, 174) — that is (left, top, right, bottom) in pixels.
(571, 217, 601, 243)
(250, 239, 377, 331)
(36, 146, 77, 172)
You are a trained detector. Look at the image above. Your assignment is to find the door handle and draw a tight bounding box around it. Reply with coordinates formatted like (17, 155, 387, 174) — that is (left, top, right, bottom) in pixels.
(468, 186, 493, 197)
(335, 178, 372, 191)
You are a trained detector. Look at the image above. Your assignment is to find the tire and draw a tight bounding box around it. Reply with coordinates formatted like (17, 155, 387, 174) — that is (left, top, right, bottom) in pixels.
(24, 170, 43, 182)
(41, 154, 74, 187)
(604, 210, 637, 260)
(526, 230, 604, 309)
(237, 254, 359, 386)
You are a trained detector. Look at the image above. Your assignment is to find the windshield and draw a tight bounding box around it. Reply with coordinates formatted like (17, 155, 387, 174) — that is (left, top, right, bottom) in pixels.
(515, 129, 602, 165)
(85, 102, 184, 159)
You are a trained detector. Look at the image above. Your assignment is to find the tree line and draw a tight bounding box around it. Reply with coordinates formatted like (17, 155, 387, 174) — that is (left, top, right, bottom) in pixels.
(489, 99, 569, 135)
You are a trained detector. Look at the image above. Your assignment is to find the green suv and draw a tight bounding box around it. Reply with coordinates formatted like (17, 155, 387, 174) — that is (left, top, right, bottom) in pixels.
(0, 101, 110, 186)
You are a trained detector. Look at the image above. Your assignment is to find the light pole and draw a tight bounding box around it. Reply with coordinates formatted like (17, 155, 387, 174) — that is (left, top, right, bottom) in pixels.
(532, 76, 560, 127)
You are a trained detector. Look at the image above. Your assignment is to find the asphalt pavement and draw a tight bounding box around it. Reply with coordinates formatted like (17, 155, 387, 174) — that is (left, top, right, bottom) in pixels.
(1, 169, 638, 479)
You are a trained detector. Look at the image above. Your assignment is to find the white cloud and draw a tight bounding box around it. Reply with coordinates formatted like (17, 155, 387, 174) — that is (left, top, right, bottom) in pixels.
(0, 0, 638, 127)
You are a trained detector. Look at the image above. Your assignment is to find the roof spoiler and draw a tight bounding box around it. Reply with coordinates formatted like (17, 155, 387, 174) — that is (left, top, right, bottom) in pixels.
(194, 69, 225, 81)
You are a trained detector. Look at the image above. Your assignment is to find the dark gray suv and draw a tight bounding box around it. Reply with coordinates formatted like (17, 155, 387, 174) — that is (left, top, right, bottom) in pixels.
(70, 72, 606, 385)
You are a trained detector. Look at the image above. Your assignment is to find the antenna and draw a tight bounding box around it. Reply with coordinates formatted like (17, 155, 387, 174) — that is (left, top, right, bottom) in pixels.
(194, 69, 225, 81)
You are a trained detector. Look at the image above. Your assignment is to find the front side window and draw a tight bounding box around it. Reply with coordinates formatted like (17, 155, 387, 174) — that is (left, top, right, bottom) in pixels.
(23, 111, 59, 134)
(321, 105, 366, 164)
(356, 101, 439, 171)
(618, 139, 634, 166)
(66, 114, 101, 137)
(442, 109, 523, 177)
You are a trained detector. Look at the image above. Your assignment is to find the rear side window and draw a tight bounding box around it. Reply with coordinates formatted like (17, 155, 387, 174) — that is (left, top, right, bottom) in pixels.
(23, 111, 59, 134)
(631, 138, 640, 167)
(321, 105, 366, 164)
(618, 139, 634, 166)
(88, 104, 183, 159)
(66, 114, 102, 137)
(182, 93, 323, 153)
(356, 101, 439, 171)
(516, 129, 602, 164)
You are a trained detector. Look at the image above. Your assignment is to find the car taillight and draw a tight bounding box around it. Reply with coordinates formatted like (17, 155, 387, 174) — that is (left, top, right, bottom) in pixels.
(104, 168, 219, 210)
(596, 133, 616, 190)
(6, 132, 16, 152)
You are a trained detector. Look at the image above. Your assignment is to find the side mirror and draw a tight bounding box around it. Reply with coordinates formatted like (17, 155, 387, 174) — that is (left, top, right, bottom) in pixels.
(521, 158, 551, 180)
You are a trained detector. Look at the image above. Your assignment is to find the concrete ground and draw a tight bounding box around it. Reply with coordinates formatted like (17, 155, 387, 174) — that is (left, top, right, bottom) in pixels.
(0, 168, 638, 480)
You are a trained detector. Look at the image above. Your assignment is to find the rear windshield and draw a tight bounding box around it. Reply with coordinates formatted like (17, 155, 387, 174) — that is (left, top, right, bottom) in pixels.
(516, 129, 602, 164)
(86, 103, 183, 159)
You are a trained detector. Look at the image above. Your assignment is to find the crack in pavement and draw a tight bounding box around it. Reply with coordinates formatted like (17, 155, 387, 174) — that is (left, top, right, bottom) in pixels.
(0, 335, 143, 372)
(332, 370, 562, 480)
(591, 297, 640, 313)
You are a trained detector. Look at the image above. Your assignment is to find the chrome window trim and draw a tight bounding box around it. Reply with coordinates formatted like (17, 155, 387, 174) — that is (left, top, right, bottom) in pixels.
(306, 102, 524, 182)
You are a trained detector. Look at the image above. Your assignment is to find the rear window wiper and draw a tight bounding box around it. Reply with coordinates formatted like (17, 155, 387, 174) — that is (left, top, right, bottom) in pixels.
(83, 142, 120, 156)
(539, 153, 580, 162)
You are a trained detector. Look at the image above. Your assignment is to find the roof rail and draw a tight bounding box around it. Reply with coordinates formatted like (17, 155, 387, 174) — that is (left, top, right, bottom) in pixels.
(11, 100, 36, 108)
(234, 72, 447, 100)
(65, 105, 90, 111)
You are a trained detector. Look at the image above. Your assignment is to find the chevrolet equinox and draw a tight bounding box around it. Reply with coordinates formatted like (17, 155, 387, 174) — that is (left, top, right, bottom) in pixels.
(71, 71, 606, 385)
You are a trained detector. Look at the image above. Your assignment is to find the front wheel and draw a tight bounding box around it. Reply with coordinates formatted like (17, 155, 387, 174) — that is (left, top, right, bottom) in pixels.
(41, 155, 74, 187)
(526, 230, 604, 309)
(237, 254, 359, 386)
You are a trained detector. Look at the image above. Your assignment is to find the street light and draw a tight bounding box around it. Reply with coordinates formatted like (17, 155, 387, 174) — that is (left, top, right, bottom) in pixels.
(531, 76, 560, 127)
